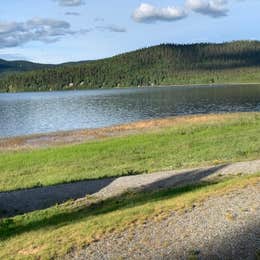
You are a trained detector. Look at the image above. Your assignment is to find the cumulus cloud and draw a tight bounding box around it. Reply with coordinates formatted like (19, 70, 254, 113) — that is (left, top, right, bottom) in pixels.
(132, 3, 188, 23)
(53, 0, 85, 7)
(0, 18, 88, 48)
(186, 0, 228, 18)
(96, 25, 127, 33)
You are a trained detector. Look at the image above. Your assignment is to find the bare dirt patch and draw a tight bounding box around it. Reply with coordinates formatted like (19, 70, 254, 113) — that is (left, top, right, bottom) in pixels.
(18, 246, 44, 256)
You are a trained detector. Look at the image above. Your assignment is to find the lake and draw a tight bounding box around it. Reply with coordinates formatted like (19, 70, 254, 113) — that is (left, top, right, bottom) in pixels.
(0, 85, 260, 138)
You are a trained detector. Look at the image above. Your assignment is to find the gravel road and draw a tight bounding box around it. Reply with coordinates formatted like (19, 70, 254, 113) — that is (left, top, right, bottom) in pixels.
(68, 183, 260, 259)
(1, 159, 260, 218)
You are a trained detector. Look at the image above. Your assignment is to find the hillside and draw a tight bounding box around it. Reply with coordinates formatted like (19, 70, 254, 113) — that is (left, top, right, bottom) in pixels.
(1, 40, 260, 92)
(0, 59, 89, 76)
(0, 59, 55, 75)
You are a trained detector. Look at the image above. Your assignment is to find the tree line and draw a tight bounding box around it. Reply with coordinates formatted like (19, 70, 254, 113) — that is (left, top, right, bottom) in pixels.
(1, 41, 260, 92)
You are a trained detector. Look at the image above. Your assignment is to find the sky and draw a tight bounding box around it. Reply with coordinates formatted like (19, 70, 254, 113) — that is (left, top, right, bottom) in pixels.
(0, 0, 259, 64)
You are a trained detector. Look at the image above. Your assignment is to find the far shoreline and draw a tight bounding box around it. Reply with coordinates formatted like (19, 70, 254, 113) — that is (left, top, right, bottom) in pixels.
(0, 82, 260, 94)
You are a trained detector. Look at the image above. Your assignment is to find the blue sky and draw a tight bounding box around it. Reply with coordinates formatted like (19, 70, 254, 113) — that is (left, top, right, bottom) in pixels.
(0, 0, 259, 63)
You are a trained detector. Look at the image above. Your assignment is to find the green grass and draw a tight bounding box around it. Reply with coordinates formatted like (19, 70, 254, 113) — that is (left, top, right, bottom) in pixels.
(162, 68, 260, 86)
(0, 113, 260, 192)
(0, 173, 259, 259)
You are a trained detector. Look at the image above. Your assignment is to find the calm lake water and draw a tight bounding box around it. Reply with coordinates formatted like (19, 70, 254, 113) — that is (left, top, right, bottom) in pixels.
(0, 85, 260, 138)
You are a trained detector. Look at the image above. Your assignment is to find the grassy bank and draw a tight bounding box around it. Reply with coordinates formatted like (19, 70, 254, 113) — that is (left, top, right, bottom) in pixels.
(0, 173, 259, 259)
(0, 113, 260, 192)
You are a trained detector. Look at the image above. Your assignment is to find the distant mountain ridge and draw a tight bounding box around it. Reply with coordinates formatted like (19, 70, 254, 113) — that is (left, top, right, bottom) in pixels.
(0, 59, 92, 75)
(1, 40, 260, 92)
(0, 59, 55, 74)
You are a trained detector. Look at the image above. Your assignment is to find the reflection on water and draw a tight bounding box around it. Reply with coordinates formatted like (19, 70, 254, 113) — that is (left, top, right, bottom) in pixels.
(0, 85, 259, 138)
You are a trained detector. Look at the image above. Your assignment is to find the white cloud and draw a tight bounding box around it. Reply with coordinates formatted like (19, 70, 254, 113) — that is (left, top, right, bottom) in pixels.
(53, 0, 85, 7)
(132, 3, 188, 23)
(96, 25, 127, 33)
(65, 12, 81, 16)
(0, 18, 89, 48)
(94, 18, 105, 23)
(186, 0, 228, 18)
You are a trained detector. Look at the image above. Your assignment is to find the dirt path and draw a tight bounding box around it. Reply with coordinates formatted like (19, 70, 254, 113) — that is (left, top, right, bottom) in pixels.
(1, 159, 259, 218)
(68, 183, 260, 260)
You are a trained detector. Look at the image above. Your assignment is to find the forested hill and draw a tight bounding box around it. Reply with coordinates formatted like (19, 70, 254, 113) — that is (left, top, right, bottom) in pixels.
(1, 40, 260, 92)
(0, 60, 55, 75)
(0, 59, 93, 75)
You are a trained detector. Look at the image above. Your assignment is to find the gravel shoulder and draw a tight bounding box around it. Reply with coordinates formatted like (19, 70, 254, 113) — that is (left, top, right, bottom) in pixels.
(1, 159, 259, 218)
(68, 182, 260, 260)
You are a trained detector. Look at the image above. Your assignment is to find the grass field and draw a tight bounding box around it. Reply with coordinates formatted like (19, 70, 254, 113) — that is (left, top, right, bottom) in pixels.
(0, 113, 260, 192)
(0, 173, 259, 259)
(0, 112, 260, 259)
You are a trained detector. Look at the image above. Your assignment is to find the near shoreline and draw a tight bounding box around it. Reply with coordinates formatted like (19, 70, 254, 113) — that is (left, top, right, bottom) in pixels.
(0, 112, 258, 151)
